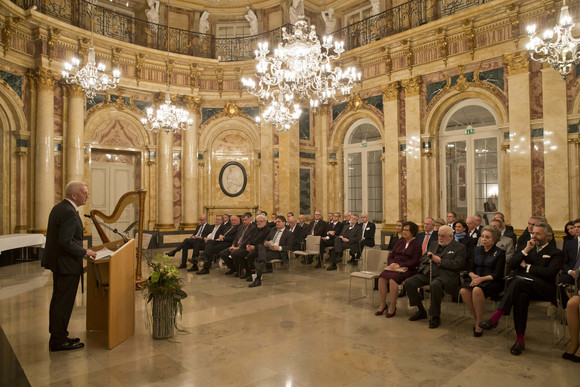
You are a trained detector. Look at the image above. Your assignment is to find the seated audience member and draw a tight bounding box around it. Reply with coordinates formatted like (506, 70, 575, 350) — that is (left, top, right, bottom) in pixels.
(261, 211, 275, 228)
(185, 215, 223, 272)
(197, 215, 240, 275)
(473, 214, 483, 233)
(494, 212, 517, 245)
(375, 221, 421, 318)
(563, 291, 580, 362)
(219, 213, 255, 276)
(249, 216, 293, 288)
(327, 214, 361, 271)
(564, 220, 577, 242)
(454, 220, 475, 269)
(447, 212, 457, 228)
(387, 220, 404, 251)
(404, 225, 466, 329)
(342, 212, 352, 227)
(287, 215, 304, 251)
(515, 216, 548, 253)
(167, 215, 214, 268)
(559, 218, 580, 307)
(487, 219, 515, 264)
(307, 210, 327, 266)
(466, 216, 480, 240)
(286, 212, 294, 226)
(298, 214, 307, 228)
(352, 213, 375, 263)
(321, 212, 344, 252)
(434, 218, 445, 231)
(479, 222, 563, 356)
(416, 218, 438, 255)
(460, 226, 506, 337)
(236, 214, 271, 279)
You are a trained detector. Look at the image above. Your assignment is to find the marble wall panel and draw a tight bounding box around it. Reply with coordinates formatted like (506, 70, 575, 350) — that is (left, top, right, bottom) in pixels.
(400, 153, 407, 220)
(530, 63, 543, 120)
(173, 131, 181, 148)
(399, 90, 406, 137)
(476, 26, 510, 48)
(92, 119, 143, 147)
(531, 141, 545, 217)
(173, 160, 182, 225)
(53, 85, 63, 137)
(415, 46, 440, 66)
(566, 73, 580, 112)
(54, 153, 62, 204)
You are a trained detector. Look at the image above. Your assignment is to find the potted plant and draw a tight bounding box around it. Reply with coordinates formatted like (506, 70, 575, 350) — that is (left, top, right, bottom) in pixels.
(144, 254, 187, 339)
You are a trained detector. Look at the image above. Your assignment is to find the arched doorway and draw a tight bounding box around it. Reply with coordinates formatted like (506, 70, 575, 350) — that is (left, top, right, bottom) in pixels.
(343, 118, 383, 223)
(439, 98, 500, 220)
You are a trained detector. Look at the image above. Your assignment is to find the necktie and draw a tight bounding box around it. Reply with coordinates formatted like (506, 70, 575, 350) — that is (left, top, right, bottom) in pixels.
(273, 230, 282, 245)
(196, 224, 204, 237)
(422, 232, 429, 254)
(312, 221, 317, 235)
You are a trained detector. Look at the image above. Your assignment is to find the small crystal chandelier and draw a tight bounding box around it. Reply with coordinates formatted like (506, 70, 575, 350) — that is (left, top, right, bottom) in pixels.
(62, 1, 120, 99)
(141, 92, 193, 133)
(141, 1, 192, 134)
(526, 0, 580, 79)
(242, 16, 361, 131)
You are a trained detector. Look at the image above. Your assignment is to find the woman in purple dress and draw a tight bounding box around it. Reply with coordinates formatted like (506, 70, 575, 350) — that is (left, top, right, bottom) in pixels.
(375, 221, 421, 318)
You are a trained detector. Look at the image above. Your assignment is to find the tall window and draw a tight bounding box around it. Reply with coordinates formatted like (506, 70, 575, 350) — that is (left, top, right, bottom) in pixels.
(344, 120, 383, 223)
(439, 99, 500, 219)
(216, 23, 250, 38)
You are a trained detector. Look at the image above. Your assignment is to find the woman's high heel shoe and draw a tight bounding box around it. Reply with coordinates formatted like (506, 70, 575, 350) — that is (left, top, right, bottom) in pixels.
(375, 307, 387, 316)
(386, 308, 397, 318)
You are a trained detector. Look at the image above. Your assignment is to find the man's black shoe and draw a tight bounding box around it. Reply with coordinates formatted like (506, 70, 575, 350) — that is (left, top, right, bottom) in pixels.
(187, 265, 198, 272)
(246, 276, 254, 282)
(326, 264, 337, 271)
(178, 263, 187, 269)
(478, 319, 498, 330)
(49, 341, 84, 352)
(428, 316, 441, 329)
(196, 268, 210, 275)
(249, 278, 262, 288)
(409, 310, 427, 321)
(225, 269, 235, 275)
(398, 288, 407, 298)
(510, 341, 525, 356)
(67, 337, 81, 343)
(166, 251, 176, 257)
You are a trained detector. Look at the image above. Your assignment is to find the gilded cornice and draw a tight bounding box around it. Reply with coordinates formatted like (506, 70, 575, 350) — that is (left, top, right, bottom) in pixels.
(381, 82, 400, 102)
(66, 84, 84, 97)
(33, 67, 56, 91)
(47, 27, 60, 64)
(401, 76, 422, 97)
(504, 51, 530, 76)
(183, 95, 201, 114)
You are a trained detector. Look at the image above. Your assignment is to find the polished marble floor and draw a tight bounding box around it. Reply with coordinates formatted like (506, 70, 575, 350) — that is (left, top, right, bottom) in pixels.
(0, 249, 578, 386)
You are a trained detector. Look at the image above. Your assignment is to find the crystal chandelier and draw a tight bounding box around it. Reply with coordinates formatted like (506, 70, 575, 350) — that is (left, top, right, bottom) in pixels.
(141, 92, 193, 133)
(62, 1, 120, 99)
(526, 0, 580, 79)
(242, 16, 361, 131)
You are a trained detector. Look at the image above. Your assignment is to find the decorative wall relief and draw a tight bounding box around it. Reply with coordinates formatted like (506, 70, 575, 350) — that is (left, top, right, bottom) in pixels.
(219, 161, 247, 197)
(92, 119, 143, 147)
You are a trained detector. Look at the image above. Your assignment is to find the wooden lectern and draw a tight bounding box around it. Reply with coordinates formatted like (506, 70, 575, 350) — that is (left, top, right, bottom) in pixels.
(85, 239, 135, 349)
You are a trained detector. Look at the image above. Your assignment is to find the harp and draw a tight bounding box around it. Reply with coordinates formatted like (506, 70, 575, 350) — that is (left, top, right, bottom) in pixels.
(90, 189, 147, 284)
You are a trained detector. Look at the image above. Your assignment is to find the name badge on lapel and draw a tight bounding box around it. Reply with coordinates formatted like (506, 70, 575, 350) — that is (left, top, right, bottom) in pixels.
(542, 255, 551, 259)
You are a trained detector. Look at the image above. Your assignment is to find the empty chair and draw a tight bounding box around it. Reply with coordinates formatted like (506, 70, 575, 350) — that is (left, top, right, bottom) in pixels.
(348, 249, 388, 303)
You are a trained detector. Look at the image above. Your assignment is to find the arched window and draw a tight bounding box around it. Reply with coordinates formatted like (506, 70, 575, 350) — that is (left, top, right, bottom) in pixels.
(439, 99, 500, 219)
(343, 119, 383, 223)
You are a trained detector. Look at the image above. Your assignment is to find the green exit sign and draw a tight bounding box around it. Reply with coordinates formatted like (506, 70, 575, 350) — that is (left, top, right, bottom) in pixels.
(465, 128, 475, 135)
(361, 142, 367, 148)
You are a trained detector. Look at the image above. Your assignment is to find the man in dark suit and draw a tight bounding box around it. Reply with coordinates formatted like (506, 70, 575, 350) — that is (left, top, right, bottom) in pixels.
(404, 225, 465, 329)
(515, 216, 547, 253)
(446, 212, 457, 228)
(287, 215, 304, 251)
(466, 216, 480, 240)
(43, 181, 97, 352)
(186, 215, 223, 272)
(249, 215, 294, 287)
(307, 210, 327, 237)
(219, 213, 256, 275)
(327, 214, 362, 271)
(197, 215, 240, 275)
(352, 213, 375, 263)
(416, 217, 438, 255)
(559, 218, 580, 307)
(321, 212, 344, 254)
(237, 214, 271, 279)
(494, 212, 517, 245)
(167, 215, 214, 268)
(479, 222, 563, 356)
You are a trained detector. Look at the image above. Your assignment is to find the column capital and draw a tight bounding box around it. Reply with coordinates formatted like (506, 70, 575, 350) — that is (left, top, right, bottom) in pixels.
(381, 82, 400, 101)
(33, 67, 56, 91)
(66, 84, 85, 97)
(504, 51, 530, 76)
(401, 76, 422, 97)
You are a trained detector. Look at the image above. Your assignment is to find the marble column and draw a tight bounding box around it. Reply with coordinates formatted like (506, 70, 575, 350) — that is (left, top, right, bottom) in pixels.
(33, 68, 56, 233)
(181, 96, 201, 229)
(155, 130, 174, 230)
(569, 139, 579, 217)
(402, 76, 423, 223)
(259, 123, 274, 214)
(505, 52, 532, 229)
(541, 67, 569, 226)
(278, 122, 300, 215)
(315, 107, 330, 215)
(381, 82, 400, 227)
(14, 133, 29, 232)
(65, 85, 85, 184)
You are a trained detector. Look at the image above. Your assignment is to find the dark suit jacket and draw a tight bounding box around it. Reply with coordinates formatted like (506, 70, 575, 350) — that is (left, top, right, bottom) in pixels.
(308, 220, 327, 237)
(336, 223, 363, 254)
(325, 221, 343, 238)
(360, 222, 376, 247)
(42, 200, 87, 275)
(416, 231, 438, 250)
(232, 223, 256, 248)
(516, 229, 556, 253)
(503, 228, 517, 246)
(193, 223, 214, 238)
(221, 223, 239, 244)
(562, 238, 579, 272)
(419, 239, 466, 289)
(247, 225, 271, 247)
(265, 227, 294, 251)
(287, 224, 304, 251)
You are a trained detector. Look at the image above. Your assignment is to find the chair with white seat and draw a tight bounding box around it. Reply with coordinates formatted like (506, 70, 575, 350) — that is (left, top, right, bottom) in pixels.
(347, 249, 389, 304)
(293, 235, 322, 266)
